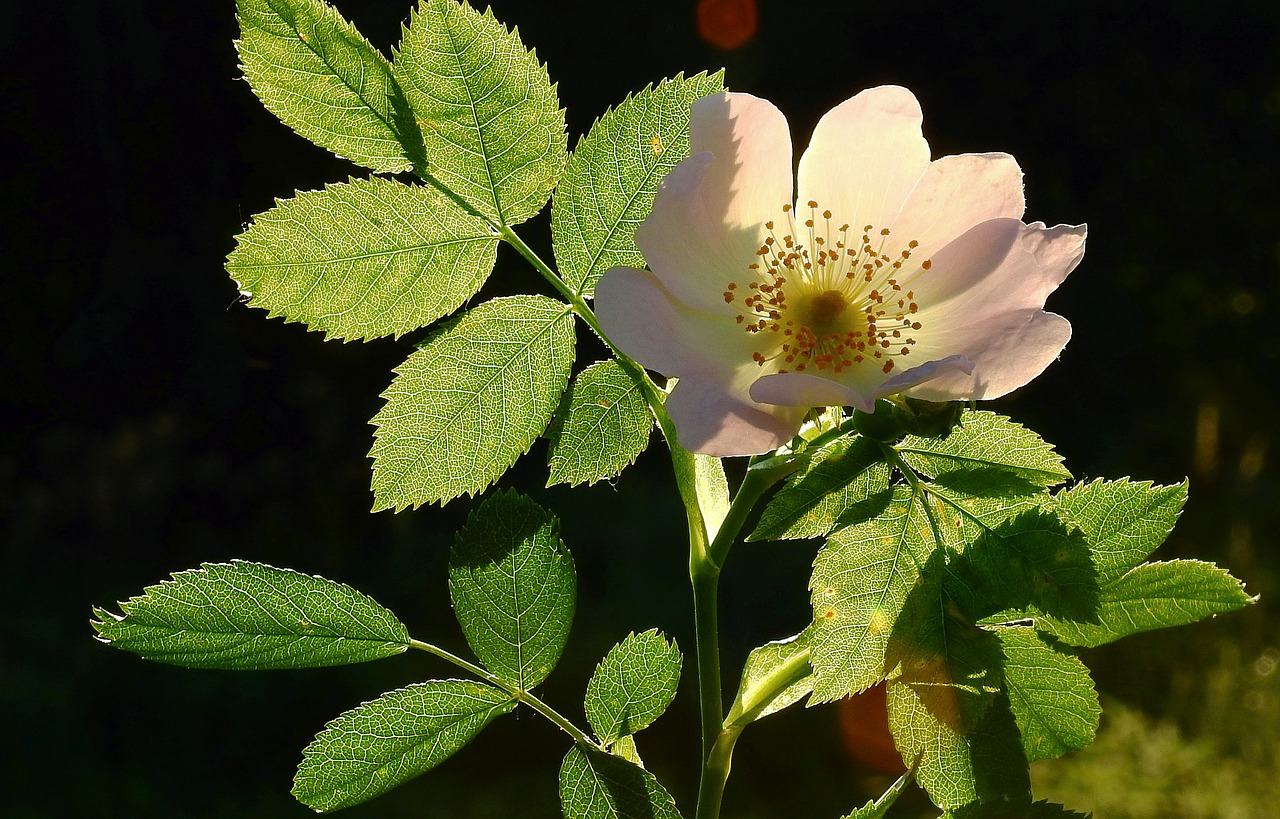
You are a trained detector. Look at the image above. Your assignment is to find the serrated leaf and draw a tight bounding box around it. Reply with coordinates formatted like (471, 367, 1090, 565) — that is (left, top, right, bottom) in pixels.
(1050, 478, 1187, 587)
(610, 734, 643, 767)
(1036, 559, 1254, 647)
(395, 0, 566, 225)
(558, 745, 682, 819)
(551, 71, 724, 297)
(584, 630, 681, 743)
(228, 176, 498, 340)
(749, 434, 892, 542)
(839, 768, 913, 819)
(896, 411, 1071, 488)
(370, 295, 575, 509)
(727, 631, 813, 723)
(808, 486, 939, 701)
(995, 626, 1099, 762)
(449, 490, 575, 689)
(293, 679, 514, 811)
(236, 0, 416, 172)
(547, 360, 653, 487)
(886, 683, 1030, 810)
(90, 560, 407, 669)
(940, 800, 1093, 819)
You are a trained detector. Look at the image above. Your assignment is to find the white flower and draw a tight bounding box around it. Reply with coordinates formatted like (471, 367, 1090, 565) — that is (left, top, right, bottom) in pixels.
(596, 86, 1086, 456)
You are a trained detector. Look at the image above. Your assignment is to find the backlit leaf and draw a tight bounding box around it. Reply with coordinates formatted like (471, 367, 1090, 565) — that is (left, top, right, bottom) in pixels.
(370, 295, 575, 509)
(449, 490, 576, 689)
(547, 360, 653, 487)
(584, 630, 682, 743)
(995, 626, 1099, 762)
(558, 745, 682, 819)
(551, 71, 724, 297)
(91, 560, 407, 669)
(1049, 478, 1187, 586)
(395, 0, 566, 225)
(293, 680, 513, 811)
(228, 176, 498, 340)
(236, 0, 415, 172)
(896, 411, 1071, 488)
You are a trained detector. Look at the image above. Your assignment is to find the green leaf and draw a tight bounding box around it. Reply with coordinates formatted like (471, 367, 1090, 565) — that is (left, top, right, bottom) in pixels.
(896, 411, 1072, 488)
(449, 490, 576, 689)
(610, 734, 643, 767)
(841, 769, 914, 819)
(887, 682, 1030, 810)
(584, 630, 682, 743)
(1036, 559, 1254, 648)
(558, 745, 682, 819)
(395, 0, 566, 225)
(940, 800, 1093, 819)
(547, 360, 653, 487)
(1049, 478, 1187, 587)
(236, 0, 415, 172)
(551, 71, 725, 297)
(995, 626, 1099, 762)
(695, 453, 731, 542)
(749, 434, 892, 542)
(227, 176, 499, 341)
(370, 295, 575, 509)
(808, 486, 938, 701)
(727, 631, 813, 724)
(293, 680, 514, 811)
(90, 560, 407, 669)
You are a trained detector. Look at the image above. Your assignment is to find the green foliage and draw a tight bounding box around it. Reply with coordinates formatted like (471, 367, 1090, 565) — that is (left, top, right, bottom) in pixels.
(1036, 559, 1254, 648)
(227, 176, 499, 340)
(90, 560, 407, 669)
(1049, 478, 1187, 586)
(235, 0, 416, 173)
(551, 71, 725, 297)
(584, 630, 682, 744)
(727, 631, 813, 723)
(559, 745, 682, 819)
(939, 800, 1093, 818)
(547, 360, 653, 487)
(996, 626, 1099, 762)
(896, 411, 1072, 487)
(370, 295, 575, 509)
(395, 0, 566, 225)
(293, 679, 515, 811)
(449, 491, 576, 689)
(839, 769, 913, 818)
(749, 434, 892, 541)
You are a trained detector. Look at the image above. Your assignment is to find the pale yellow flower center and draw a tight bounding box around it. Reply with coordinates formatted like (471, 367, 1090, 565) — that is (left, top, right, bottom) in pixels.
(723, 200, 930, 376)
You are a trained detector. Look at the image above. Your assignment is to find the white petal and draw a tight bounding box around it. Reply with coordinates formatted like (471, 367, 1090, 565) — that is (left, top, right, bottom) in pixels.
(908, 219, 1086, 325)
(796, 86, 930, 231)
(668, 376, 806, 456)
(904, 310, 1071, 400)
(890, 153, 1025, 254)
(636, 93, 793, 312)
(595, 266, 742, 374)
(750, 355, 972, 412)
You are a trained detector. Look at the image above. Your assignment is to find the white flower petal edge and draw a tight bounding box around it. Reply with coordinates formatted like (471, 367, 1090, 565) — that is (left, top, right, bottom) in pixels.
(595, 86, 1085, 456)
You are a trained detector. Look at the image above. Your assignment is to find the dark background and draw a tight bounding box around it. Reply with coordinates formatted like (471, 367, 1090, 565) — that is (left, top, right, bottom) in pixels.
(4, 1, 1278, 816)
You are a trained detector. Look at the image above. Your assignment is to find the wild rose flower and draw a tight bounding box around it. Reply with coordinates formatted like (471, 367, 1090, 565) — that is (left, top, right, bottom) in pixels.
(596, 86, 1086, 456)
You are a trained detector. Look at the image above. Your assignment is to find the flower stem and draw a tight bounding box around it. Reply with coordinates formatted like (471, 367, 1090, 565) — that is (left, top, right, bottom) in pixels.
(408, 638, 599, 748)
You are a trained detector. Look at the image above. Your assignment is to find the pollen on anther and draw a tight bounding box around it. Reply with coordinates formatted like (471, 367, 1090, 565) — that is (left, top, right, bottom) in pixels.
(921, 260, 932, 270)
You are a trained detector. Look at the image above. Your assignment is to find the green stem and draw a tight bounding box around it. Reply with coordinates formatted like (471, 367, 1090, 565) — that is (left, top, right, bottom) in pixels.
(408, 639, 598, 748)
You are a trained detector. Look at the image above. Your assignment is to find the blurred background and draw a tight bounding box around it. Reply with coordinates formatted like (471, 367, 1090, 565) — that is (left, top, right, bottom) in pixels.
(3, 1, 1278, 816)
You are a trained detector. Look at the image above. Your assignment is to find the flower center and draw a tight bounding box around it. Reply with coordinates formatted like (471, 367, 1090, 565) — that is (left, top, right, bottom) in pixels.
(723, 200, 930, 376)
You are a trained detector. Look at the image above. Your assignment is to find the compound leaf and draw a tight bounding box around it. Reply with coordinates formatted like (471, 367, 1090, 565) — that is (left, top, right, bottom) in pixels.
(551, 71, 725, 297)
(228, 176, 498, 340)
(293, 680, 514, 811)
(995, 626, 1099, 762)
(547, 360, 653, 488)
(370, 295, 575, 509)
(559, 745, 681, 819)
(236, 0, 415, 172)
(584, 630, 682, 743)
(91, 560, 407, 669)
(395, 0, 566, 225)
(449, 491, 575, 689)
(1050, 478, 1187, 587)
